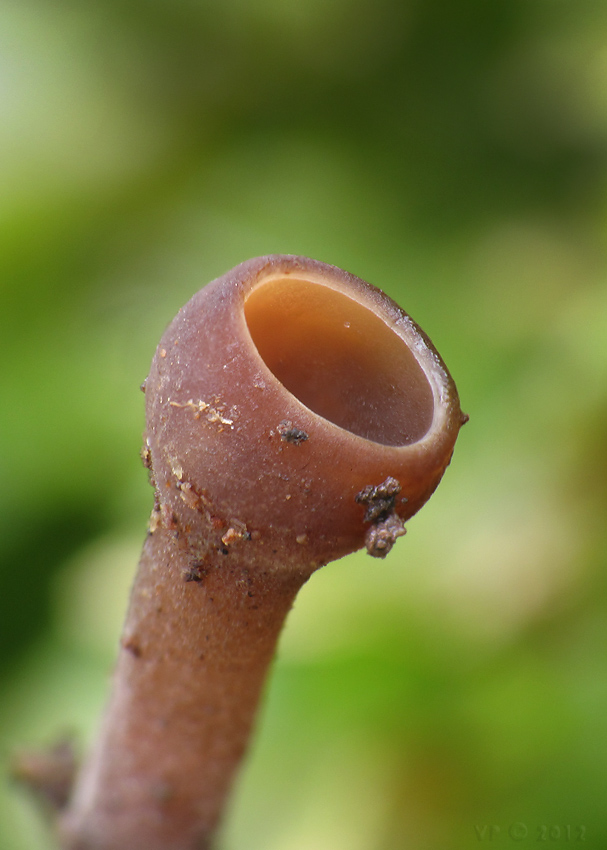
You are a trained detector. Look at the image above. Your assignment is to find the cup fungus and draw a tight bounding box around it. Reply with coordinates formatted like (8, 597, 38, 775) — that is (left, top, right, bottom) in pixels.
(59, 255, 466, 850)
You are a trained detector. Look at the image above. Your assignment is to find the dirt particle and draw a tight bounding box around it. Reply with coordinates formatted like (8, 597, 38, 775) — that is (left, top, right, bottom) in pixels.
(296, 533, 308, 545)
(364, 514, 406, 558)
(148, 504, 161, 535)
(184, 560, 208, 583)
(160, 503, 179, 531)
(140, 441, 152, 470)
(173, 475, 213, 517)
(177, 481, 200, 510)
(10, 736, 77, 813)
(278, 420, 309, 445)
(169, 398, 234, 428)
(355, 476, 401, 522)
(355, 476, 407, 558)
(221, 525, 249, 546)
(122, 637, 143, 658)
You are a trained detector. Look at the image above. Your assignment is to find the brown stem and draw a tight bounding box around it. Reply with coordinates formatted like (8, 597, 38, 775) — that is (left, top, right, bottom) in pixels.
(59, 255, 466, 850)
(60, 525, 310, 850)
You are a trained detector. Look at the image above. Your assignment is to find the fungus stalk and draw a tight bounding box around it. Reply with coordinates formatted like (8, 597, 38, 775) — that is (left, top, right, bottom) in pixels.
(59, 255, 466, 850)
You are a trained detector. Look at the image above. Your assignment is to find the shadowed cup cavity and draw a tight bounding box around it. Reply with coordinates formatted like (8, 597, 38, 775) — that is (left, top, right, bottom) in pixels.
(243, 276, 435, 447)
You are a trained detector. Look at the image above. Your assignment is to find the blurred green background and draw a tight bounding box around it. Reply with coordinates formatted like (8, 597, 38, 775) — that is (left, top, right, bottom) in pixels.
(1, 0, 607, 848)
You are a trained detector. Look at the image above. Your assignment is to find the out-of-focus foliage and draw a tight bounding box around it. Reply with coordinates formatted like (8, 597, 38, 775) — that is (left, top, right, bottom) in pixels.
(1, 0, 607, 847)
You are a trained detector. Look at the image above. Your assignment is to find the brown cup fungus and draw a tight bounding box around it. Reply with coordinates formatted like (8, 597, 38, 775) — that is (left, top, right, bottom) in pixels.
(60, 255, 466, 850)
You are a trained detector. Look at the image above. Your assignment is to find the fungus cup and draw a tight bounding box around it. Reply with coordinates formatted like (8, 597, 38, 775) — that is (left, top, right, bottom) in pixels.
(59, 255, 466, 850)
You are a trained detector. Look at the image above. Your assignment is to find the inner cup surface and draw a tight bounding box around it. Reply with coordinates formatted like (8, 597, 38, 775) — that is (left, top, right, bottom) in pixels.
(244, 277, 434, 446)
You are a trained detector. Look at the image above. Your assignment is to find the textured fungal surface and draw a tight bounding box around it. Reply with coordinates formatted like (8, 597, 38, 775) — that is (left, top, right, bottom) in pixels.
(143, 255, 464, 567)
(60, 255, 466, 850)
